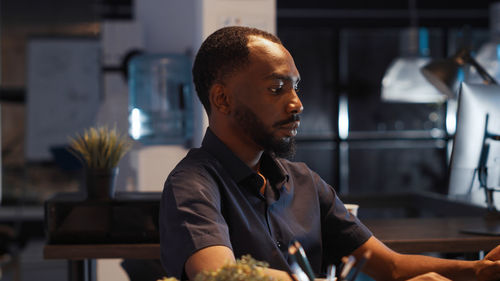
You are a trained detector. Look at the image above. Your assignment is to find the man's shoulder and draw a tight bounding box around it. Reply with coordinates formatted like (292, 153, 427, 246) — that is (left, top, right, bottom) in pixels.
(163, 147, 227, 201)
(275, 157, 312, 173)
(274, 157, 325, 184)
(170, 147, 218, 175)
(164, 147, 223, 188)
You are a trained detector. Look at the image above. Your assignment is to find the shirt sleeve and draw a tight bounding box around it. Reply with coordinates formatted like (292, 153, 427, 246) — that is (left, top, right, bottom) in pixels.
(314, 171, 373, 265)
(159, 164, 232, 279)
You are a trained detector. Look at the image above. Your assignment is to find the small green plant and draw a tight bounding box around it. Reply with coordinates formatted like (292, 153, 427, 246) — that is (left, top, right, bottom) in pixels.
(158, 255, 279, 281)
(68, 126, 132, 169)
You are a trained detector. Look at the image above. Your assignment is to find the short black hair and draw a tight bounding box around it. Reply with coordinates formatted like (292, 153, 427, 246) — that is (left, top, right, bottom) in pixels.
(192, 26, 281, 115)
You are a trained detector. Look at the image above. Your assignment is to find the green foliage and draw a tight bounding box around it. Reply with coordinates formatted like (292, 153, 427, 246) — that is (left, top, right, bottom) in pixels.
(158, 255, 280, 281)
(68, 126, 132, 169)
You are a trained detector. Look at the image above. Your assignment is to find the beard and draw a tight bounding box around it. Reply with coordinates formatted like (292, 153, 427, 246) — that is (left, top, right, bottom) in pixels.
(233, 103, 297, 159)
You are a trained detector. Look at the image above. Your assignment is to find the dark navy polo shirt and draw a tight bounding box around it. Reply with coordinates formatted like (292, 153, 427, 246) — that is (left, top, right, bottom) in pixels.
(160, 128, 372, 279)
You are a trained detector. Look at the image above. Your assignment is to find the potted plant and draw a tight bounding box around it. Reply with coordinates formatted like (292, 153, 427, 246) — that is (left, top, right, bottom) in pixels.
(68, 126, 132, 200)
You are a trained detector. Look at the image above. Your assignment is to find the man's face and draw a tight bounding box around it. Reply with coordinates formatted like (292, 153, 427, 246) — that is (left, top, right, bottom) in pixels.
(224, 36, 303, 158)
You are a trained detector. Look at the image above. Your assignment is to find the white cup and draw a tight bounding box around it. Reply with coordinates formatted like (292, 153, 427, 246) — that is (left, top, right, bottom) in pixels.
(344, 204, 359, 216)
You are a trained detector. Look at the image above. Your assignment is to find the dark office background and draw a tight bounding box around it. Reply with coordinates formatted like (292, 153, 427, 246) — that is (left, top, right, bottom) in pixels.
(278, 0, 493, 198)
(0, 0, 497, 279)
(0, 0, 495, 203)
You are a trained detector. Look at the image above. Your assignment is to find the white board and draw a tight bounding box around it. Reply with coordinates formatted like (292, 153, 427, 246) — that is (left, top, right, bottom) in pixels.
(26, 37, 101, 161)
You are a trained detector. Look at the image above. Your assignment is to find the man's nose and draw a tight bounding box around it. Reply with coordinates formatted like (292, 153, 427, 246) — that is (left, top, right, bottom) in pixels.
(287, 90, 303, 115)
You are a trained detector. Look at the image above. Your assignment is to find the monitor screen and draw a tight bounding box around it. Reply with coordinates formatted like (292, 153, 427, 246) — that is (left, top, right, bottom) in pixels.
(448, 82, 500, 209)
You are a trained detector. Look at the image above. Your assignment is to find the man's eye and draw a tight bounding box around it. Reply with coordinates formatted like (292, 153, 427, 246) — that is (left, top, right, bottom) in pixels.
(269, 87, 283, 94)
(294, 84, 300, 93)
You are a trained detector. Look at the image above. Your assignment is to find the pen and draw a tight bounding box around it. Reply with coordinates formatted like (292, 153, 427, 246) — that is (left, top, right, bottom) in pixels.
(339, 255, 356, 281)
(327, 264, 336, 281)
(347, 251, 371, 281)
(289, 260, 310, 281)
(288, 239, 316, 281)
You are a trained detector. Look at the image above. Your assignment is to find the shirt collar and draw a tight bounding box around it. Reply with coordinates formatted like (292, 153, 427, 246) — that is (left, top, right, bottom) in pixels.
(260, 153, 288, 186)
(201, 128, 288, 185)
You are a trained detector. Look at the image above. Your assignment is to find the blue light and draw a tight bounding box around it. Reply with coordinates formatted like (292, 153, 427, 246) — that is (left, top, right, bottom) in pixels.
(457, 68, 465, 83)
(419, 28, 430, 56)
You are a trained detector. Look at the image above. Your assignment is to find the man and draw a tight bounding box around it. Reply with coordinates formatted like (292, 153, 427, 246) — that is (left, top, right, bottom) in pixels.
(160, 26, 500, 281)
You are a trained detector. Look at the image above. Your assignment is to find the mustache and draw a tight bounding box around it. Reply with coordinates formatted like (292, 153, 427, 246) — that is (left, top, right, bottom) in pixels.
(273, 114, 301, 127)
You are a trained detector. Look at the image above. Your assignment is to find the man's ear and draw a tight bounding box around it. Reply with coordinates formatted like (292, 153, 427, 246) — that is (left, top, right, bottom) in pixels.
(209, 83, 231, 115)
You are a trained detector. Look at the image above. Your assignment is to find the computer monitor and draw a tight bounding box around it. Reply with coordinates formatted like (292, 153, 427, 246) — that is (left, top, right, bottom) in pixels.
(448, 82, 500, 209)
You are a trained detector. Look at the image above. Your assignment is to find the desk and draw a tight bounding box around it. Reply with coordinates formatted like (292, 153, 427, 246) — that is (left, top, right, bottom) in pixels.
(44, 244, 160, 260)
(363, 217, 500, 254)
(44, 217, 500, 281)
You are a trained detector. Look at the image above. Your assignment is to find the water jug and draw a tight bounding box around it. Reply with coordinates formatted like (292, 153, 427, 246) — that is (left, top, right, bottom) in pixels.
(128, 54, 193, 144)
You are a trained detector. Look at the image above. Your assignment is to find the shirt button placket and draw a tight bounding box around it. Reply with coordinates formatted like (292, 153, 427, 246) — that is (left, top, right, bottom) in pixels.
(276, 240, 286, 251)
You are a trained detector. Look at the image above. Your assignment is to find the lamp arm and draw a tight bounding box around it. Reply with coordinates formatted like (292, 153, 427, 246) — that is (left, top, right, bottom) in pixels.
(465, 55, 499, 85)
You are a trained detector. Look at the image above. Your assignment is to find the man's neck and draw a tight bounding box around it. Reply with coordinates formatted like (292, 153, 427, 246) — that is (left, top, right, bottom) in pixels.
(209, 126, 263, 171)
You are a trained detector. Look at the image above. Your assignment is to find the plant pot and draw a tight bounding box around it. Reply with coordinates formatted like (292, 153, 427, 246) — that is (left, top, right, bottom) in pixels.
(85, 167, 119, 201)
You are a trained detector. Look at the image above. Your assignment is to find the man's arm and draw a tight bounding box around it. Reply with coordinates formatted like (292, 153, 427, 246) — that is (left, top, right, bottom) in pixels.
(185, 246, 235, 280)
(185, 246, 293, 281)
(406, 272, 451, 281)
(352, 236, 500, 281)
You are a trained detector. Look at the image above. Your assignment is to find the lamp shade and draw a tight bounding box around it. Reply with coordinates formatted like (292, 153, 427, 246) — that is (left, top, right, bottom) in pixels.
(382, 57, 446, 103)
(381, 27, 446, 103)
(420, 57, 461, 99)
(469, 41, 500, 84)
(421, 48, 498, 99)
